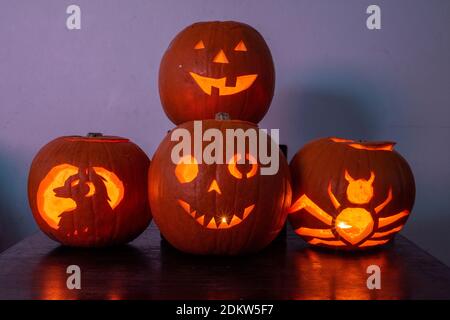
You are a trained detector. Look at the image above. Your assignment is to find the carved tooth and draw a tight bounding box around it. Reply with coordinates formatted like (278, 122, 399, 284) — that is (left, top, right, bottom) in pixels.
(218, 217, 230, 229)
(206, 218, 217, 229)
(229, 215, 242, 227)
(243, 204, 255, 219)
(178, 199, 191, 213)
(196, 215, 204, 226)
(190, 210, 196, 218)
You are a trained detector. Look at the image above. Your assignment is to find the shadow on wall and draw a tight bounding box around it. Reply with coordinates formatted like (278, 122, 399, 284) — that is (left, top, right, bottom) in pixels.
(0, 150, 35, 253)
(279, 69, 391, 154)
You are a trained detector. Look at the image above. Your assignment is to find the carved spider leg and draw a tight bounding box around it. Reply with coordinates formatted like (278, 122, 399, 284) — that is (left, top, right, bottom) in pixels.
(289, 184, 346, 246)
(359, 188, 410, 247)
(374, 188, 393, 214)
(327, 182, 341, 210)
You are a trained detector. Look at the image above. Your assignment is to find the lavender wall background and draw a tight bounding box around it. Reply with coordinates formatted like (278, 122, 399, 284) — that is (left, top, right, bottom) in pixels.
(1, 0, 449, 264)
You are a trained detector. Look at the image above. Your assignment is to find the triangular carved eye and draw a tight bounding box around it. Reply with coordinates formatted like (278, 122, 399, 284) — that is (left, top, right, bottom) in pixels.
(194, 40, 205, 49)
(234, 40, 247, 51)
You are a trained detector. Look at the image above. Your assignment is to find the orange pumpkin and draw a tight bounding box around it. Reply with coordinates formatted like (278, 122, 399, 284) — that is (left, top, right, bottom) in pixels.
(159, 21, 275, 125)
(288, 137, 415, 250)
(148, 119, 291, 255)
(28, 133, 151, 247)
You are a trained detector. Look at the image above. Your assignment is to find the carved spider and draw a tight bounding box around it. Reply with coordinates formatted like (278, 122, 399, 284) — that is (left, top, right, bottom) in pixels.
(289, 170, 410, 248)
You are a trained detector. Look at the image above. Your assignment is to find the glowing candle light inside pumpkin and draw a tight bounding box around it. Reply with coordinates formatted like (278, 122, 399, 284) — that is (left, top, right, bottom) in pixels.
(28, 133, 151, 247)
(158, 21, 276, 125)
(288, 137, 416, 250)
(337, 221, 352, 230)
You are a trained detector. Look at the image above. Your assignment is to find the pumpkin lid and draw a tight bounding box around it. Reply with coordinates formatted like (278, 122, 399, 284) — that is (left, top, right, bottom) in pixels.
(63, 133, 129, 143)
(330, 137, 395, 151)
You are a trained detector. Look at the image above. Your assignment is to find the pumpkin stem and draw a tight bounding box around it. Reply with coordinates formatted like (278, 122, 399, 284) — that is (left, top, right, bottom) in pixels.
(87, 132, 103, 137)
(215, 112, 230, 120)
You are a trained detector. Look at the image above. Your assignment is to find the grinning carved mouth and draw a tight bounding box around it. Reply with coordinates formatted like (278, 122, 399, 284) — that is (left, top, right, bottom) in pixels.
(177, 199, 255, 229)
(189, 72, 258, 96)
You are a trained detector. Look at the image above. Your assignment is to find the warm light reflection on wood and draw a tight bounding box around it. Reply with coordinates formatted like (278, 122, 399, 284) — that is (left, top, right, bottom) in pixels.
(293, 248, 406, 299)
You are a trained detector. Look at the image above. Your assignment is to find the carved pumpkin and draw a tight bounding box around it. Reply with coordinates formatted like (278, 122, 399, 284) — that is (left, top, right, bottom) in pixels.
(148, 119, 291, 255)
(159, 21, 275, 125)
(288, 137, 415, 250)
(28, 133, 151, 247)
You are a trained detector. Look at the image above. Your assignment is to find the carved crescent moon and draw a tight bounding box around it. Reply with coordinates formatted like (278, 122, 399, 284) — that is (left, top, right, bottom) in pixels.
(36, 165, 125, 230)
(36, 164, 79, 229)
(92, 167, 124, 209)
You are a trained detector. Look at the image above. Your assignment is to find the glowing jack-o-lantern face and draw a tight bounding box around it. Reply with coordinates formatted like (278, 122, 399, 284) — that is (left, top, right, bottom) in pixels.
(189, 39, 258, 96)
(174, 153, 258, 230)
(159, 21, 275, 125)
(28, 134, 151, 247)
(148, 119, 291, 255)
(288, 137, 415, 250)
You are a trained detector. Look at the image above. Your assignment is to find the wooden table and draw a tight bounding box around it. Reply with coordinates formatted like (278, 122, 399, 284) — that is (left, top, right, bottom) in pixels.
(1, 223, 449, 300)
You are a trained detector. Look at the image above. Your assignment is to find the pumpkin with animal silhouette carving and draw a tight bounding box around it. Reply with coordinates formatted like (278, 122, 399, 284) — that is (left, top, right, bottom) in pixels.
(159, 21, 275, 125)
(28, 133, 151, 247)
(288, 137, 415, 250)
(148, 119, 291, 255)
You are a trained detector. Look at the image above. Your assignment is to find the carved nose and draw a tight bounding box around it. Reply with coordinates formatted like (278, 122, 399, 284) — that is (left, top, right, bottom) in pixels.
(208, 179, 222, 194)
(213, 50, 229, 64)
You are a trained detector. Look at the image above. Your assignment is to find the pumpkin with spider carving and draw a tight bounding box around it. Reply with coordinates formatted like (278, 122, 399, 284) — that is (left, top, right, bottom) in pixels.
(159, 21, 275, 124)
(288, 137, 415, 250)
(148, 118, 291, 255)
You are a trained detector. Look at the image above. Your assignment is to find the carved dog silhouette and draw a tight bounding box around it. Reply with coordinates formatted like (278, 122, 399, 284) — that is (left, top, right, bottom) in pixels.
(53, 167, 115, 238)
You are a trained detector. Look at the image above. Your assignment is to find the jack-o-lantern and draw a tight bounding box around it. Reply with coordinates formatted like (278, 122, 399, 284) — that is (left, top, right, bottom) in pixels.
(288, 137, 415, 250)
(148, 119, 291, 255)
(159, 21, 275, 125)
(28, 133, 151, 247)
